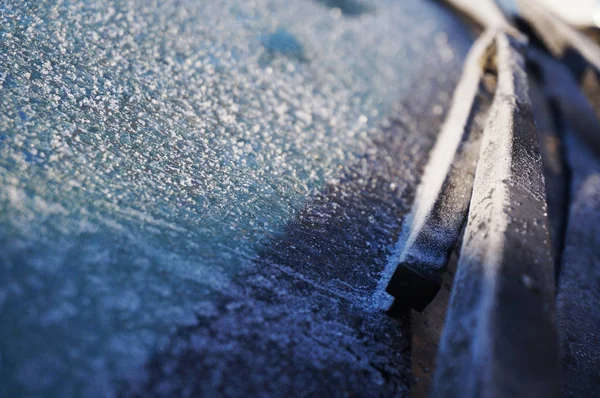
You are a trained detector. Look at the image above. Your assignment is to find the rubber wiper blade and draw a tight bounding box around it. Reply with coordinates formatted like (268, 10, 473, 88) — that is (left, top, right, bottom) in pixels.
(385, 31, 497, 311)
(431, 32, 561, 397)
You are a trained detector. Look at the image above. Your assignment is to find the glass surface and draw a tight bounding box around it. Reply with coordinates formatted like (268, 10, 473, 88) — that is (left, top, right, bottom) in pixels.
(0, 0, 471, 395)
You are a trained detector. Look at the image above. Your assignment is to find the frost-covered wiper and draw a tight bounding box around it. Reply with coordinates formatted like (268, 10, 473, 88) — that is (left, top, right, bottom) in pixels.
(385, 31, 497, 311)
(431, 32, 561, 397)
(384, 0, 532, 313)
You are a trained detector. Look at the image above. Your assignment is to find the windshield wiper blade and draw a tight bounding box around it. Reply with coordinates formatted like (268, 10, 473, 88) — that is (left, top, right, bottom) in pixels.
(385, 31, 497, 311)
(431, 32, 561, 397)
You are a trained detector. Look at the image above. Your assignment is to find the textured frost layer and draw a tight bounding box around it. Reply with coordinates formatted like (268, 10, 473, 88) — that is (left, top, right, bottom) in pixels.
(0, 0, 469, 396)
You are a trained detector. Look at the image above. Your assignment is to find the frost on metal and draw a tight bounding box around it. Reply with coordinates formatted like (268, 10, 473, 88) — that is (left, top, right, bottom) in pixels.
(385, 32, 496, 311)
(431, 33, 561, 397)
